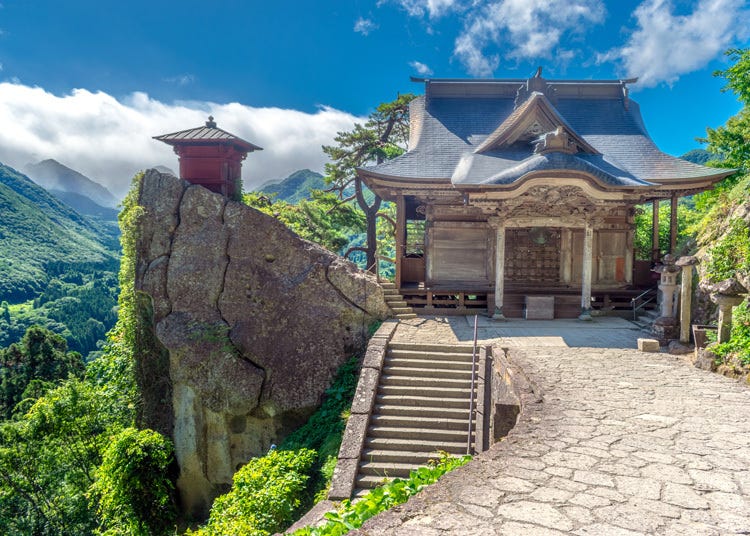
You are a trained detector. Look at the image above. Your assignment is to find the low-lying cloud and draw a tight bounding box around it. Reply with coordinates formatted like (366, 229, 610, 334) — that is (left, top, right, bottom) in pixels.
(0, 83, 363, 199)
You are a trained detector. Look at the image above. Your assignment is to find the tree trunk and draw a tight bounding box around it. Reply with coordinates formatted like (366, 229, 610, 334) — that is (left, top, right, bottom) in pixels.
(354, 177, 381, 273)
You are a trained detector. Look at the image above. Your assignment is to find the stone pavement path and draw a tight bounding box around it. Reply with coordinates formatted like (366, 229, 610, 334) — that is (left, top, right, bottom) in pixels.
(351, 317, 750, 535)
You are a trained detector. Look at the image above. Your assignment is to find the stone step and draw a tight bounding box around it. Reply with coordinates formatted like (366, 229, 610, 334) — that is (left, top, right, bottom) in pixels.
(380, 282, 397, 289)
(365, 436, 469, 454)
(360, 449, 443, 465)
(358, 461, 419, 478)
(367, 425, 472, 442)
(386, 357, 475, 371)
(369, 414, 471, 431)
(382, 365, 474, 380)
(374, 404, 470, 419)
(379, 374, 472, 389)
(387, 348, 475, 362)
(390, 307, 414, 314)
(355, 474, 395, 489)
(388, 342, 475, 354)
(378, 384, 475, 398)
(385, 297, 408, 305)
(376, 394, 472, 409)
(396, 314, 418, 319)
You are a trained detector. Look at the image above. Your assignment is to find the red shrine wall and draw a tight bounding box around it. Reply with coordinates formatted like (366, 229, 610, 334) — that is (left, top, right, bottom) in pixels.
(177, 145, 245, 197)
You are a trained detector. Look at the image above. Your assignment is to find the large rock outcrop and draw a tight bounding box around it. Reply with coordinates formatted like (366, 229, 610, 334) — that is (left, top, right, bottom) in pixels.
(133, 170, 388, 517)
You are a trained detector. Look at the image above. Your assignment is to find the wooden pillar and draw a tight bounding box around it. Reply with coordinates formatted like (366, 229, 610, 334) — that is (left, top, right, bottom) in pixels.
(669, 195, 678, 254)
(560, 229, 572, 284)
(395, 195, 406, 289)
(493, 223, 506, 320)
(579, 222, 594, 321)
(678, 260, 696, 343)
(652, 199, 660, 263)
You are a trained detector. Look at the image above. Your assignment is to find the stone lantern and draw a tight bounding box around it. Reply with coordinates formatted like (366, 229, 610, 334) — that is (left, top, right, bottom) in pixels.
(709, 278, 747, 343)
(652, 254, 680, 342)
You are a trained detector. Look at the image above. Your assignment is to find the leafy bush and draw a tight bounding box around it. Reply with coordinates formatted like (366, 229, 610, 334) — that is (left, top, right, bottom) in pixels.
(92, 428, 176, 536)
(280, 356, 360, 502)
(190, 449, 317, 536)
(292, 453, 472, 536)
(0, 379, 126, 535)
(713, 300, 750, 366)
(704, 217, 750, 283)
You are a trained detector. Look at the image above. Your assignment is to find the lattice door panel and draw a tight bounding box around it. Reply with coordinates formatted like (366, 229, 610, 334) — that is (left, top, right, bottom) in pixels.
(505, 228, 562, 284)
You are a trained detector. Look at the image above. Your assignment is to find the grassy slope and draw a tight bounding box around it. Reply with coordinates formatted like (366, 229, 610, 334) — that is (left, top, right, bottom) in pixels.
(0, 163, 118, 301)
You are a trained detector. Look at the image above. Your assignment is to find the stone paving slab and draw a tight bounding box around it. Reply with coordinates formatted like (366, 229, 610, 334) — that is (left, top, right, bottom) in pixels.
(350, 317, 750, 535)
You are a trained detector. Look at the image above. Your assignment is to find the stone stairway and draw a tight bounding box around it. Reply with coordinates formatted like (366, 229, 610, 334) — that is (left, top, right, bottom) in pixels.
(353, 342, 477, 497)
(380, 281, 417, 319)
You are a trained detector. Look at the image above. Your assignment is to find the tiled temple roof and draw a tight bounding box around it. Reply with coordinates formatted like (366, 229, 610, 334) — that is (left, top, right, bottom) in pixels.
(362, 77, 730, 190)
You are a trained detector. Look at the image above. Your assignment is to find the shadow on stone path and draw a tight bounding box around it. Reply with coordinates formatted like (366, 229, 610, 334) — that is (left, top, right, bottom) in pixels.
(350, 317, 750, 535)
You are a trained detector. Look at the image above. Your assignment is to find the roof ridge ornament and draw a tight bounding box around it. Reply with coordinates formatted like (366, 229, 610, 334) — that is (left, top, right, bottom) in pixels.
(206, 115, 217, 128)
(515, 67, 556, 108)
(533, 126, 577, 155)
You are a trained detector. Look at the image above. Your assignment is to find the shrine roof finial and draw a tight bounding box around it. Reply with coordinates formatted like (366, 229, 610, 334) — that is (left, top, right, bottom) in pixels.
(206, 115, 217, 128)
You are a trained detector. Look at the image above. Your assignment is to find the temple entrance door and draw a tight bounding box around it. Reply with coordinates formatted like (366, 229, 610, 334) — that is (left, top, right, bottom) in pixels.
(505, 227, 562, 286)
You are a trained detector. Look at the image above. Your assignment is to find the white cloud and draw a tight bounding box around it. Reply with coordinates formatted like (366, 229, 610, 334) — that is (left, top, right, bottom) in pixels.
(389, 0, 461, 18)
(599, 0, 750, 87)
(0, 83, 362, 199)
(453, 0, 606, 76)
(409, 60, 434, 75)
(353, 17, 378, 35)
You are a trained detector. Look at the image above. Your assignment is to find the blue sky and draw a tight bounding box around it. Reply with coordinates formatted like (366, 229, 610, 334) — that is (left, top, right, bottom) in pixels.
(0, 0, 748, 196)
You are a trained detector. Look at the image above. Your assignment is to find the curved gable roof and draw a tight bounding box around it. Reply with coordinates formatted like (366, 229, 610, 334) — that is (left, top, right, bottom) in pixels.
(361, 77, 732, 191)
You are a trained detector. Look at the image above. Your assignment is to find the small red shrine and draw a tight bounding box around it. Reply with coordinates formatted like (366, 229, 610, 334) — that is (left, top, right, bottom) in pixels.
(154, 116, 262, 199)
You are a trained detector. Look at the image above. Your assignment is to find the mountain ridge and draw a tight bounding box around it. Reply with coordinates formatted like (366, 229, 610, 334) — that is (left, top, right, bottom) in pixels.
(256, 169, 326, 204)
(24, 158, 118, 208)
(0, 163, 118, 301)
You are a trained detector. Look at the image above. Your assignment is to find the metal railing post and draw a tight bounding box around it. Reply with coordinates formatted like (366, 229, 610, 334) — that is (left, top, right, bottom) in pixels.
(467, 314, 478, 455)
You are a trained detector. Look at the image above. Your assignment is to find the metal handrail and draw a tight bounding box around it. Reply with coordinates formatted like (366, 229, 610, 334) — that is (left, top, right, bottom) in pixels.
(631, 286, 658, 321)
(467, 314, 478, 455)
(374, 254, 396, 282)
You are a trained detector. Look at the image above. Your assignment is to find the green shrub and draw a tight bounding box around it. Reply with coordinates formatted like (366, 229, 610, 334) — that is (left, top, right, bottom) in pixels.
(92, 427, 176, 536)
(292, 453, 472, 536)
(191, 448, 317, 536)
(713, 300, 750, 366)
(704, 217, 750, 283)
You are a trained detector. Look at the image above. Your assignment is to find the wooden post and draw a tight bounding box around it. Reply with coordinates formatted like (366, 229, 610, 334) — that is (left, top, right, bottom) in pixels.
(670, 195, 678, 254)
(652, 199, 660, 263)
(493, 222, 506, 320)
(679, 261, 695, 343)
(560, 229, 572, 284)
(395, 195, 405, 290)
(579, 222, 593, 320)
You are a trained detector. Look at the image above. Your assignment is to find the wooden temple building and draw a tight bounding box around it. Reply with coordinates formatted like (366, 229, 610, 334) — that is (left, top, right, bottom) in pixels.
(359, 72, 733, 319)
(154, 116, 262, 200)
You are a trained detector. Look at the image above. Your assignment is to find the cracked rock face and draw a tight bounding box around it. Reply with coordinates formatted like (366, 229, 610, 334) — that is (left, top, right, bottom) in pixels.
(135, 170, 388, 518)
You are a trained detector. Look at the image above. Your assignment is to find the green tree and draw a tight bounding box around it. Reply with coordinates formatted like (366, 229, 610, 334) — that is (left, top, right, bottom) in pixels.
(244, 190, 366, 253)
(0, 379, 125, 535)
(0, 325, 85, 419)
(92, 428, 176, 536)
(323, 94, 415, 272)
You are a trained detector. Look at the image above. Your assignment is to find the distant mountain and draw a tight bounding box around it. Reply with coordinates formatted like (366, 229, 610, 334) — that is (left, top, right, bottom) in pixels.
(0, 163, 119, 302)
(256, 169, 326, 204)
(47, 189, 119, 221)
(681, 149, 718, 165)
(24, 159, 118, 208)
